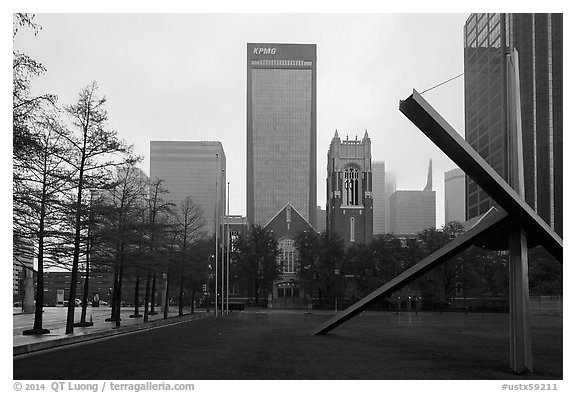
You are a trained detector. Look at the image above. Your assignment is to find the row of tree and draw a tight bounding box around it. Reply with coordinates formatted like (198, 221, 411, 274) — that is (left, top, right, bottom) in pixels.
(291, 223, 561, 309)
(13, 14, 213, 335)
(227, 222, 561, 310)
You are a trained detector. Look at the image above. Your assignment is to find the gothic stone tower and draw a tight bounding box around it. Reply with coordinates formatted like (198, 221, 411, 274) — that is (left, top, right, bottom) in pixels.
(327, 130, 373, 247)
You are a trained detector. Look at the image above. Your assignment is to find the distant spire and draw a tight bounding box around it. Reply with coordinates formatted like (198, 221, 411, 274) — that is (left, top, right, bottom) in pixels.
(423, 159, 433, 191)
(334, 129, 339, 139)
(363, 129, 370, 142)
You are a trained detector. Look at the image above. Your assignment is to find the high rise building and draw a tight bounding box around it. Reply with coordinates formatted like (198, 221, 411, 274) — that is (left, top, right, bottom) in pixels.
(463, 13, 562, 236)
(372, 161, 396, 235)
(13, 239, 33, 301)
(384, 171, 396, 233)
(246, 43, 317, 227)
(150, 141, 226, 234)
(390, 160, 435, 235)
(326, 131, 373, 247)
(444, 168, 466, 224)
(316, 205, 326, 233)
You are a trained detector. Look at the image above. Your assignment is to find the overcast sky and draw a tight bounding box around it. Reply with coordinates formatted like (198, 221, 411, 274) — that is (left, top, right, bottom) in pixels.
(14, 13, 470, 227)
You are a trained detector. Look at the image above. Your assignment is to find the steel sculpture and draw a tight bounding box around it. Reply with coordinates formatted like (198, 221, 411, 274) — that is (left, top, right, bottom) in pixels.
(311, 52, 562, 374)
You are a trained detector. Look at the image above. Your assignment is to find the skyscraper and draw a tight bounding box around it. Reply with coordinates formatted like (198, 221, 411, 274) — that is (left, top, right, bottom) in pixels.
(372, 161, 386, 235)
(150, 141, 226, 234)
(246, 43, 317, 227)
(390, 160, 435, 235)
(464, 13, 562, 236)
(444, 168, 466, 224)
(326, 131, 373, 247)
(384, 171, 396, 233)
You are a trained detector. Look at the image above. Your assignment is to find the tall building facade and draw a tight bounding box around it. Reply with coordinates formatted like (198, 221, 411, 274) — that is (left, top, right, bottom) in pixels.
(372, 162, 397, 235)
(372, 161, 386, 235)
(326, 131, 373, 247)
(464, 13, 562, 236)
(316, 205, 326, 232)
(444, 168, 466, 224)
(384, 171, 396, 233)
(247, 43, 317, 227)
(390, 161, 435, 235)
(150, 141, 226, 234)
(13, 239, 34, 301)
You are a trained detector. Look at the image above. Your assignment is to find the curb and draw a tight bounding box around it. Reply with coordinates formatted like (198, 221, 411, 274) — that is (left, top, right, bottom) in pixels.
(14, 313, 210, 357)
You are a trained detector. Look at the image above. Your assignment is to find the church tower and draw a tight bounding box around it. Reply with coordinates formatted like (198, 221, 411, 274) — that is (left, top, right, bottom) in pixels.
(326, 130, 373, 247)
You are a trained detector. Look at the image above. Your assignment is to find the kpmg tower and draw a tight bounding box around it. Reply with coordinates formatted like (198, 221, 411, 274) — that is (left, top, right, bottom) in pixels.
(247, 43, 317, 226)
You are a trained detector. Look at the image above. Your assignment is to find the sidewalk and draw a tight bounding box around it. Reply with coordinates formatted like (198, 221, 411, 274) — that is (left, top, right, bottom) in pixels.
(13, 306, 211, 356)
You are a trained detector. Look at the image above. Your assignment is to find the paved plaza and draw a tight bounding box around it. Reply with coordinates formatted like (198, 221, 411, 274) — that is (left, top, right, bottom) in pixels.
(13, 306, 206, 354)
(13, 309, 562, 380)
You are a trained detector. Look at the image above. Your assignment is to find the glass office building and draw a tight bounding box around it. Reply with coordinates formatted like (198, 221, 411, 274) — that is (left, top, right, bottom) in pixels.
(247, 43, 317, 226)
(464, 14, 562, 236)
(444, 168, 466, 225)
(150, 141, 226, 234)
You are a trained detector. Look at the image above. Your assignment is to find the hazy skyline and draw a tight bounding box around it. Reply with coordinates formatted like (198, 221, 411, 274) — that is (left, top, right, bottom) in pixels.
(14, 13, 469, 227)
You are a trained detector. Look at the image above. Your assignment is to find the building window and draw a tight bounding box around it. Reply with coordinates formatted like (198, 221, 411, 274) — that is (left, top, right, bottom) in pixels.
(277, 238, 297, 273)
(343, 166, 360, 206)
(350, 217, 355, 242)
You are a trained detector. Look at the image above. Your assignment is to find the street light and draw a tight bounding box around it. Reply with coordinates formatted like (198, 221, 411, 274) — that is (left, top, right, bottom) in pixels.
(206, 255, 213, 312)
(221, 168, 225, 316)
(226, 181, 230, 314)
(214, 153, 219, 318)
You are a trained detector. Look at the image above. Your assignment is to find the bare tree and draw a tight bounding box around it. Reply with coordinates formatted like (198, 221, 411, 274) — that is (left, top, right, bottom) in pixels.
(172, 196, 206, 316)
(62, 82, 136, 334)
(98, 165, 147, 328)
(143, 179, 173, 321)
(13, 14, 56, 164)
(15, 110, 75, 335)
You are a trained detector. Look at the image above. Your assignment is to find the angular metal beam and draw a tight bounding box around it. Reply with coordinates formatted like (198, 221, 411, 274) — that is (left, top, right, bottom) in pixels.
(399, 90, 562, 262)
(310, 208, 511, 335)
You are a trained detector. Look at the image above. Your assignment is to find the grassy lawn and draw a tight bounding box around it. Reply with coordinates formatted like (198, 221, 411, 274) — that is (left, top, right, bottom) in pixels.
(13, 311, 562, 380)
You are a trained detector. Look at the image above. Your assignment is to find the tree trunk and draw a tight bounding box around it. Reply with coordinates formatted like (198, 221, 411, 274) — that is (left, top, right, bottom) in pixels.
(79, 216, 92, 326)
(163, 270, 170, 320)
(79, 255, 90, 324)
(65, 145, 87, 335)
(143, 272, 151, 322)
(32, 197, 46, 332)
(115, 251, 125, 328)
(149, 273, 157, 315)
(190, 289, 195, 314)
(178, 269, 184, 317)
(130, 275, 141, 318)
(28, 160, 50, 334)
(107, 266, 119, 321)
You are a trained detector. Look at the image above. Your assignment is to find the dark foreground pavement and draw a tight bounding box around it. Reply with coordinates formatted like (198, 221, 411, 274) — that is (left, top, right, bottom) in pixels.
(13, 311, 562, 380)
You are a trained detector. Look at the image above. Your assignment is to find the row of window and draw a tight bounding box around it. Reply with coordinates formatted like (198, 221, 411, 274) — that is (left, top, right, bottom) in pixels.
(251, 60, 312, 67)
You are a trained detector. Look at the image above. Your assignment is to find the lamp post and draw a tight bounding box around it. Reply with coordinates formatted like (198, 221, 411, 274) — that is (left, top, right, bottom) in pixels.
(206, 255, 213, 312)
(214, 153, 219, 318)
(221, 169, 225, 316)
(226, 181, 230, 314)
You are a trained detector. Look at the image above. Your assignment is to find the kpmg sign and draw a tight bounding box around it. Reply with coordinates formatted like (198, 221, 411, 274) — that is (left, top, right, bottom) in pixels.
(248, 43, 316, 61)
(253, 47, 277, 55)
